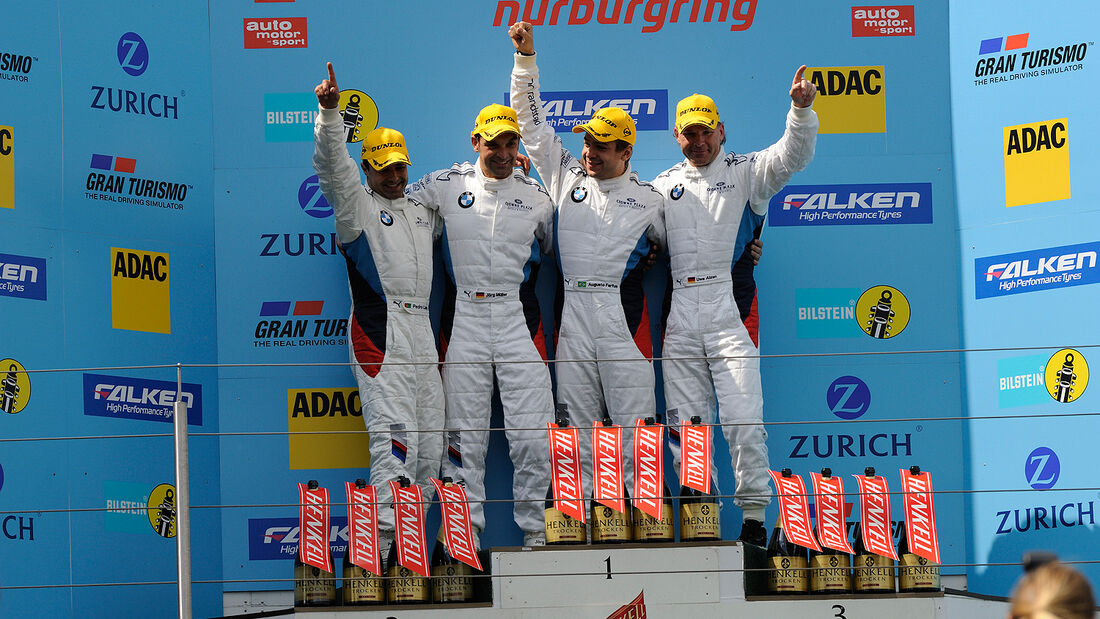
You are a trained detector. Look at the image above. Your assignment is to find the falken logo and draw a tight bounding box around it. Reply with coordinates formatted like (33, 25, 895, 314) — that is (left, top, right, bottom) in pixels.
(84, 373, 202, 426)
(507, 89, 668, 132)
(0, 51, 36, 83)
(769, 183, 932, 226)
(249, 517, 349, 560)
(975, 241, 1099, 298)
(0, 253, 46, 301)
(297, 175, 332, 219)
(243, 18, 308, 49)
(91, 32, 179, 120)
(974, 33, 1089, 86)
(85, 154, 190, 210)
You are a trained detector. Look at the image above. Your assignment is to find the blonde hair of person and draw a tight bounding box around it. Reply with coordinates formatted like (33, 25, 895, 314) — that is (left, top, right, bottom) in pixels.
(1010, 561, 1096, 619)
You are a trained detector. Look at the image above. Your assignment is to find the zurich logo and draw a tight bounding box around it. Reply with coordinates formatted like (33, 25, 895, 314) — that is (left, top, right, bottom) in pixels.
(117, 32, 149, 77)
(571, 186, 587, 203)
(1024, 446, 1060, 490)
(0, 462, 4, 493)
(826, 376, 871, 420)
(458, 191, 475, 208)
(379, 210, 394, 226)
(670, 184, 684, 200)
(297, 175, 333, 218)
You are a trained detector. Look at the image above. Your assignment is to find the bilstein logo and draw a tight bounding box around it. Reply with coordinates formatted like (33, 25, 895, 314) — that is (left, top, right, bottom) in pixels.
(851, 6, 914, 37)
(243, 17, 308, 49)
(298, 175, 332, 218)
(85, 154, 190, 211)
(84, 373, 203, 426)
(248, 517, 349, 560)
(104, 481, 152, 534)
(90, 32, 179, 120)
(1045, 348, 1089, 404)
(111, 248, 170, 334)
(1, 359, 30, 415)
(974, 33, 1089, 87)
(827, 376, 871, 419)
(795, 288, 862, 339)
(264, 93, 318, 142)
(1, 124, 12, 208)
(492, 0, 757, 32)
(1004, 118, 1069, 207)
(975, 241, 1099, 298)
(994, 446, 1094, 535)
(0, 253, 46, 301)
(287, 388, 371, 470)
(0, 51, 35, 83)
(856, 285, 910, 339)
(147, 483, 176, 538)
(255, 300, 347, 349)
(769, 182, 932, 226)
(806, 66, 885, 134)
(997, 354, 1049, 409)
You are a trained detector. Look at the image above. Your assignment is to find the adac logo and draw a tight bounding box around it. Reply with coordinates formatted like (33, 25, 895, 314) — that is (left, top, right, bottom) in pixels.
(974, 33, 1089, 86)
(117, 32, 148, 76)
(669, 183, 684, 200)
(1003, 118, 1069, 207)
(0, 252, 46, 301)
(571, 186, 587, 202)
(86, 154, 190, 211)
(243, 17, 308, 49)
(1024, 446, 1059, 490)
(1, 359, 30, 415)
(458, 191, 475, 208)
(1045, 348, 1089, 404)
(851, 6, 914, 37)
(91, 32, 179, 119)
(147, 483, 176, 538)
(111, 248, 170, 334)
(287, 388, 370, 470)
(806, 66, 885, 134)
(264, 93, 319, 142)
(768, 183, 933, 227)
(1, 124, 12, 209)
(855, 285, 910, 339)
(379, 210, 394, 226)
(975, 241, 1099, 298)
(255, 300, 347, 349)
(297, 174, 332, 218)
(827, 376, 871, 419)
(0, 51, 35, 84)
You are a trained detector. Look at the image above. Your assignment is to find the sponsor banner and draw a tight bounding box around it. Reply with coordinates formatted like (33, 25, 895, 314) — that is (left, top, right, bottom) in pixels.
(255, 300, 348, 348)
(827, 375, 872, 420)
(248, 516, 349, 560)
(795, 288, 862, 339)
(770, 471, 821, 551)
(430, 478, 482, 571)
(1046, 348, 1089, 403)
(633, 420, 665, 520)
(593, 422, 625, 513)
(287, 388, 370, 470)
(769, 183, 932, 226)
(679, 420, 712, 494)
(1, 359, 30, 415)
(85, 153, 191, 211)
(1004, 118, 1069, 207)
(84, 373, 202, 426)
(851, 6, 914, 37)
(0, 51, 35, 83)
(390, 482, 429, 577)
(997, 354, 1049, 408)
(147, 483, 177, 538)
(856, 285, 910, 339)
(510, 89, 667, 132)
(1, 125, 11, 208)
(491, 0, 757, 32)
(899, 469, 940, 563)
(265, 93, 319, 142)
(993, 446, 1097, 536)
(90, 33, 180, 120)
(974, 33, 1090, 87)
(104, 481, 152, 534)
(607, 591, 647, 619)
(853, 474, 898, 559)
(0, 252, 46, 300)
(344, 483, 380, 575)
(975, 241, 1099, 298)
(298, 483, 332, 572)
(111, 247, 170, 334)
(298, 175, 333, 218)
(810, 473, 854, 553)
(806, 66, 885, 134)
(243, 17, 308, 49)
(547, 422, 585, 522)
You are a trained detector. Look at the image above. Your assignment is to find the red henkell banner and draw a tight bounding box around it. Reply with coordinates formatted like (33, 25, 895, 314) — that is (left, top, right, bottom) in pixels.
(768, 471, 822, 552)
(297, 483, 332, 572)
(430, 478, 483, 571)
(633, 420, 664, 520)
(344, 482, 380, 575)
(899, 469, 941, 563)
(679, 420, 712, 494)
(593, 422, 626, 513)
(388, 481, 430, 577)
(853, 474, 898, 560)
(606, 590, 647, 619)
(810, 473, 854, 554)
(547, 422, 586, 522)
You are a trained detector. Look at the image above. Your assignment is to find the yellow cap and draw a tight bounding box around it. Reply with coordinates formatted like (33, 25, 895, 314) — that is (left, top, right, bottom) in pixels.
(675, 94, 721, 132)
(360, 127, 411, 171)
(571, 107, 636, 145)
(471, 104, 521, 141)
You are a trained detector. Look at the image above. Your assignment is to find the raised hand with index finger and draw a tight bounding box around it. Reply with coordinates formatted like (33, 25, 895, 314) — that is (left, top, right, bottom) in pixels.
(789, 65, 817, 108)
(315, 62, 340, 109)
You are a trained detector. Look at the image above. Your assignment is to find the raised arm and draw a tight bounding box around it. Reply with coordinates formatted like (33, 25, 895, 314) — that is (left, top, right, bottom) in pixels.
(312, 62, 367, 244)
(747, 65, 819, 214)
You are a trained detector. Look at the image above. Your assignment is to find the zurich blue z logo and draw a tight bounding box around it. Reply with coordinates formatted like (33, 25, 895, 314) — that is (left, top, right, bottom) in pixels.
(117, 32, 149, 77)
(297, 175, 333, 218)
(1024, 446, 1060, 490)
(826, 376, 871, 420)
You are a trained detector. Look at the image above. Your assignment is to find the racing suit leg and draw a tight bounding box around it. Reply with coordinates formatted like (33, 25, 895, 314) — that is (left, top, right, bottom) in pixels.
(412, 323, 445, 504)
(555, 294, 603, 500)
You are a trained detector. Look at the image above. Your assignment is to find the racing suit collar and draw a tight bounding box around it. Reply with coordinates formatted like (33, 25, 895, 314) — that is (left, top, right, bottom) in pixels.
(367, 186, 409, 211)
(594, 163, 632, 193)
(682, 150, 728, 181)
(474, 160, 512, 192)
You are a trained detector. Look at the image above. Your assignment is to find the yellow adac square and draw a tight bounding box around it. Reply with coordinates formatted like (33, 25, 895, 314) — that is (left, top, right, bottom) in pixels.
(806, 66, 886, 134)
(288, 388, 372, 470)
(1, 125, 13, 209)
(1004, 118, 1070, 207)
(110, 247, 171, 334)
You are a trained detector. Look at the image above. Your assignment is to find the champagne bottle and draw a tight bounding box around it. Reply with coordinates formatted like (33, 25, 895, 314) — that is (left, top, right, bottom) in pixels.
(591, 414, 632, 544)
(632, 417, 675, 542)
(341, 478, 385, 606)
(679, 416, 720, 542)
(766, 470, 808, 594)
(897, 467, 940, 592)
(808, 468, 852, 594)
(853, 467, 895, 594)
(432, 478, 476, 603)
(294, 480, 336, 607)
(545, 417, 587, 545)
(386, 477, 430, 604)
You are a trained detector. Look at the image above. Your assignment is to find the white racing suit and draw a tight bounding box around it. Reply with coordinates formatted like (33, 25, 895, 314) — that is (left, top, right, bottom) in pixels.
(511, 53, 665, 497)
(407, 163, 556, 535)
(312, 107, 444, 532)
(651, 104, 817, 519)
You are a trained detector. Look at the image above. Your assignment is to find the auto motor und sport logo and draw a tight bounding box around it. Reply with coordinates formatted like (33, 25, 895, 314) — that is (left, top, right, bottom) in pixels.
(851, 6, 914, 37)
(85, 153, 191, 211)
(509, 89, 668, 133)
(244, 17, 308, 49)
(973, 33, 1090, 87)
(769, 182, 932, 226)
(491, 0, 757, 32)
(975, 241, 1098, 298)
(90, 32, 179, 120)
(0, 252, 46, 301)
(1, 358, 30, 415)
(254, 300, 347, 348)
(83, 373, 203, 426)
(0, 50, 35, 83)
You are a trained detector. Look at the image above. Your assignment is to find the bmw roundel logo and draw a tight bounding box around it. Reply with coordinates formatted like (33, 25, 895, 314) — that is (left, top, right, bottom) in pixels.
(458, 191, 475, 208)
(670, 184, 684, 200)
(117, 32, 149, 77)
(379, 210, 394, 226)
(571, 186, 588, 203)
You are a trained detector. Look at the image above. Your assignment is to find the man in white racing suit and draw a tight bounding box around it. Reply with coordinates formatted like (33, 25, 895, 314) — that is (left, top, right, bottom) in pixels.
(508, 22, 664, 499)
(312, 63, 443, 548)
(407, 103, 556, 546)
(651, 74, 818, 546)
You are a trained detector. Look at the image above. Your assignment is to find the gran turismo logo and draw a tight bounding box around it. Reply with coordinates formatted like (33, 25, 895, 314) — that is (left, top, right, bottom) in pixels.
(297, 175, 332, 218)
(826, 376, 871, 419)
(1024, 446, 1059, 490)
(117, 32, 149, 77)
